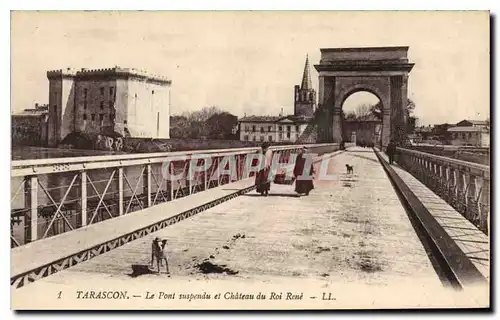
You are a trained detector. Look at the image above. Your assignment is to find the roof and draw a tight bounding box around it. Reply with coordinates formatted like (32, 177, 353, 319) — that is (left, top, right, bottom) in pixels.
(239, 114, 312, 124)
(456, 119, 488, 126)
(47, 67, 171, 85)
(448, 126, 488, 132)
(13, 108, 49, 117)
(300, 55, 312, 90)
(239, 115, 281, 123)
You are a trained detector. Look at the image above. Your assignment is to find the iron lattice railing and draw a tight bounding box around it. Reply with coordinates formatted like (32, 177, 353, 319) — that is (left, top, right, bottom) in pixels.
(10, 143, 339, 248)
(395, 147, 490, 235)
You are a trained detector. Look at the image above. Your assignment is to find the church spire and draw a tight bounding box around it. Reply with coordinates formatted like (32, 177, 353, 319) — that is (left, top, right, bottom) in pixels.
(300, 54, 312, 90)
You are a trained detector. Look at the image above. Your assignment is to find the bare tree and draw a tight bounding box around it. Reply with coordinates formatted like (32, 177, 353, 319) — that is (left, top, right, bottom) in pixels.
(354, 103, 373, 120)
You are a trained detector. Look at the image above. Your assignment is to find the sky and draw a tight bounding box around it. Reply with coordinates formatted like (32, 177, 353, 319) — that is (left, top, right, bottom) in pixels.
(11, 11, 489, 126)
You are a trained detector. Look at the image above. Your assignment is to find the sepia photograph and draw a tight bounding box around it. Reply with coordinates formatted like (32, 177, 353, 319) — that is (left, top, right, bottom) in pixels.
(8, 10, 491, 310)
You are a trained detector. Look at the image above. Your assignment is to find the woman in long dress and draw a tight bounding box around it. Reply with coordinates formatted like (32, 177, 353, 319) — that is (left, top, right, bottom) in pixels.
(293, 146, 315, 196)
(255, 142, 273, 196)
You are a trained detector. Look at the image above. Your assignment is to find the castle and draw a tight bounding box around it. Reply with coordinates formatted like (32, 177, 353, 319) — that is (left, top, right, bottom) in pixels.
(45, 67, 172, 147)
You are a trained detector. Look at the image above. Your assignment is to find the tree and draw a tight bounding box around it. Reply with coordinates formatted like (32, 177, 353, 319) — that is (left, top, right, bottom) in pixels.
(170, 107, 238, 140)
(370, 99, 418, 134)
(370, 99, 415, 120)
(170, 115, 190, 138)
(353, 104, 373, 120)
(432, 123, 453, 144)
(206, 112, 239, 139)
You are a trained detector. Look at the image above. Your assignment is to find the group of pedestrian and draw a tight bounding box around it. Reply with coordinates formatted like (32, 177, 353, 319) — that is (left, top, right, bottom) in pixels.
(254, 139, 398, 196)
(254, 142, 315, 197)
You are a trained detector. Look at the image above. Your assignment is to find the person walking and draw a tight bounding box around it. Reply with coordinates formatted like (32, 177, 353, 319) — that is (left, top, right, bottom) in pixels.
(293, 146, 315, 196)
(386, 139, 397, 164)
(255, 142, 273, 196)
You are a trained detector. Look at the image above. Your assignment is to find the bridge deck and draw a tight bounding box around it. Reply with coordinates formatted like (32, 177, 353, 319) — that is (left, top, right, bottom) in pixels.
(13, 147, 470, 309)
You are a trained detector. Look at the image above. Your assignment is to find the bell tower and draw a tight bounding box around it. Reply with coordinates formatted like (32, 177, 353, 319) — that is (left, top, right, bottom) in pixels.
(294, 55, 316, 118)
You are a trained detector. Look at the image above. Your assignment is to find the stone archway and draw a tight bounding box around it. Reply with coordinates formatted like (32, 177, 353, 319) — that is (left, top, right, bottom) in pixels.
(314, 46, 414, 148)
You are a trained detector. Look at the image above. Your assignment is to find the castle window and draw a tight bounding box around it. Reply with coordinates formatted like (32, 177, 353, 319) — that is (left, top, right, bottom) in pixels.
(124, 120, 128, 125)
(287, 125, 291, 132)
(252, 125, 256, 132)
(91, 114, 95, 121)
(268, 136, 273, 142)
(260, 127, 264, 133)
(152, 90, 155, 95)
(100, 87, 104, 95)
(268, 126, 272, 132)
(109, 87, 114, 96)
(84, 88, 88, 99)
(260, 136, 265, 142)
(109, 101, 113, 109)
(244, 135, 249, 141)
(83, 114, 87, 120)
(279, 126, 283, 131)
(83, 101, 87, 110)
(296, 125, 300, 132)
(99, 114, 104, 121)
(100, 101, 104, 110)
(287, 132, 291, 139)
(252, 136, 256, 141)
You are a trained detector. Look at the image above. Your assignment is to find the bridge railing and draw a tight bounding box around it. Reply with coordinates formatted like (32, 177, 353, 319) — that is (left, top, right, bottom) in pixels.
(10, 143, 339, 248)
(395, 147, 490, 234)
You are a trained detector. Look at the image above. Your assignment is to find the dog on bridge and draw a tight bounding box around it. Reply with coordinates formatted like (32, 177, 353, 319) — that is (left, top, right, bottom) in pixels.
(345, 164, 354, 175)
(150, 237, 170, 274)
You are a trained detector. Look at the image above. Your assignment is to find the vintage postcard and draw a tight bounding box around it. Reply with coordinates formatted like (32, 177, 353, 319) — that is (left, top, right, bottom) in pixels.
(10, 10, 490, 310)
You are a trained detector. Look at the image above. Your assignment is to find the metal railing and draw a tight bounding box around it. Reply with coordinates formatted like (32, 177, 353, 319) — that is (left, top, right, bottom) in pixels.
(11, 143, 340, 247)
(395, 147, 490, 234)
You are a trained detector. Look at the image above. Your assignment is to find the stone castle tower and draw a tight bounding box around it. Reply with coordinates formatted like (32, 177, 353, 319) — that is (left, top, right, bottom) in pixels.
(294, 55, 316, 118)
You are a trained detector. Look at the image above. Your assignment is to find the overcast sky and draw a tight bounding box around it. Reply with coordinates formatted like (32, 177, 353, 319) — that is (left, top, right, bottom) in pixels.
(11, 11, 489, 126)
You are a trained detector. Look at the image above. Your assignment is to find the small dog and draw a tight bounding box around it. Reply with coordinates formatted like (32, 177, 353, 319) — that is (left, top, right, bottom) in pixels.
(150, 237, 169, 274)
(346, 164, 354, 174)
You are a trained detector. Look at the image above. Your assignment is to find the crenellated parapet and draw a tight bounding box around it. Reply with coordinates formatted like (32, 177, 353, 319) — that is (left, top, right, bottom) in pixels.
(47, 66, 172, 85)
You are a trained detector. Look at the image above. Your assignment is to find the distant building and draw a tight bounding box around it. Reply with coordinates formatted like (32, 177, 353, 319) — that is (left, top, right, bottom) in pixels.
(239, 114, 311, 143)
(12, 103, 50, 147)
(342, 113, 382, 146)
(238, 55, 315, 143)
(448, 119, 489, 147)
(46, 67, 172, 147)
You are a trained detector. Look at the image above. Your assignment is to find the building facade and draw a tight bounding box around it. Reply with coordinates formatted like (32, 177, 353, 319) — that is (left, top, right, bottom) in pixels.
(238, 55, 316, 143)
(12, 103, 50, 147)
(448, 119, 490, 147)
(46, 67, 172, 146)
(342, 114, 382, 146)
(239, 115, 310, 143)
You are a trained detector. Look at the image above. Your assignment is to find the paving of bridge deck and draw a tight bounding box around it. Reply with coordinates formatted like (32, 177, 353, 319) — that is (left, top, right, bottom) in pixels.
(12, 147, 443, 299)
